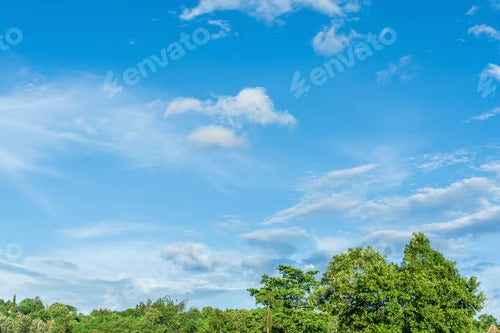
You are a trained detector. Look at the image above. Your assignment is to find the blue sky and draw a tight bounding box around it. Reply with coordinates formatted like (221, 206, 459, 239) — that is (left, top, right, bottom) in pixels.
(0, 0, 499, 316)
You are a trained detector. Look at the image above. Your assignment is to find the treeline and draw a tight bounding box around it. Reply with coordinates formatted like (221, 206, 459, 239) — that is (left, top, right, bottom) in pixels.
(0, 233, 498, 333)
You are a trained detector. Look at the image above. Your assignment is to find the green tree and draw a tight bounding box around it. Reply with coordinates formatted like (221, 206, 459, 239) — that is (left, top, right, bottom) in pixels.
(18, 298, 44, 315)
(248, 264, 327, 333)
(474, 314, 499, 332)
(315, 246, 403, 333)
(399, 233, 485, 333)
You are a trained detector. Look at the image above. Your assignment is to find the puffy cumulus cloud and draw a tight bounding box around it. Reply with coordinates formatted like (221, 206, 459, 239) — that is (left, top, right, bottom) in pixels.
(165, 87, 296, 128)
(376, 55, 419, 84)
(0, 238, 268, 313)
(313, 235, 353, 256)
(179, 0, 362, 22)
(312, 23, 362, 56)
(481, 161, 500, 176)
(468, 24, 500, 40)
(362, 230, 414, 259)
(162, 242, 213, 272)
(187, 125, 248, 149)
(0, 70, 277, 193)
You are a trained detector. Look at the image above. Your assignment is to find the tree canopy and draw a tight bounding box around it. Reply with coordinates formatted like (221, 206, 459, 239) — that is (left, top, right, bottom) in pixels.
(0, 233, 493, 333)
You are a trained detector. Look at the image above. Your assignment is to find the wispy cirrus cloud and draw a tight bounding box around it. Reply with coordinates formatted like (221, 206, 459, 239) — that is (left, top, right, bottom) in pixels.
(423, 205, 500, 235)
(468, 24, 500, 40)
(466, 5, 479, 15)
(376, 55, 419, 84)
(416, 149, 472, 170)
(264, 164, 499, 225)
(179, 0, 361, 22)
(240, 227, 309, 253)
(0, 73, 186, 174)
(470, 106, 500, 121)
(58, 222, 154, 240)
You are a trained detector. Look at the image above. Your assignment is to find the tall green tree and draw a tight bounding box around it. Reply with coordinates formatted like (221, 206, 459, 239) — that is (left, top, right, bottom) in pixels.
(18, 297, 44, 315)
(248, 265, 331, 333)
(315, 246, 403, 333)
(399, 233, 485, 333)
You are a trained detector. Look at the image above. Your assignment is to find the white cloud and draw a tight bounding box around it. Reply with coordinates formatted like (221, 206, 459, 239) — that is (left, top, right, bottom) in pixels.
(466, 5, 479, 15)
(350, 177, 499, 221)
(468, 24, 500, 40)
(313, 235, 353, 255)
(362, 229, 414, 258)
(165, 87, 296, 128)
(416, 149, 471, 170)
(312, 23, 359, 56)
(241, 227, 310, 254)
(162, 242, 213, 272)
(0, 74, 187, 174)
(214, 215, 247, 231)
(208, 19, 231, 39)
(470, 107, 500, 121)
(376, 55, 419, 84)
(241, 227, 308, 243)
(477, 265, 500, 319)
(187, 125, 248, 149)
(300, 164, 377, 192)
(481, 161, 500, 176)
(423, 205, 500, 235)
(479, 63, 500, 88)
(58, 222, 152, 239)
(264, 160, 499, 224)
(263, 164, 376, 224)
(179, 0, 360, 22)
(481, 63, 500, 80)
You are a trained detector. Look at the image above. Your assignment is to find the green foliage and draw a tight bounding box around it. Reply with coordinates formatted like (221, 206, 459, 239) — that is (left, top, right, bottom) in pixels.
(400, 233, 485, 333)
(248, 264, 334, 333)
(18, 298, 44, 316)
(473, 314, 499, 332)
(0, 233, 490, 333)
(315, 246, 403, 332)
